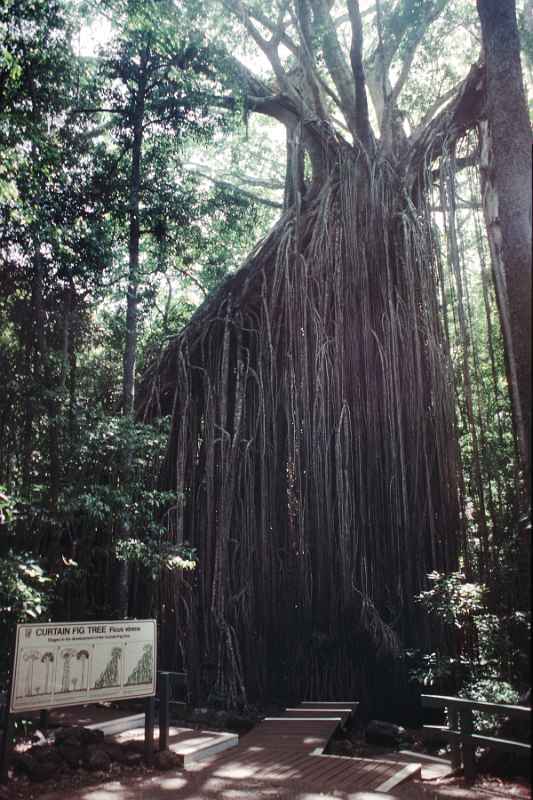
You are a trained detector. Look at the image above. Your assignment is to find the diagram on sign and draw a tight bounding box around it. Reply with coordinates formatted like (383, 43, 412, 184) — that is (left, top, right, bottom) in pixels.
(15, 650, 57, 699)
(53, 647, 91, 694)
(93, 646, 123, 689)
(126, 643, 153, 686)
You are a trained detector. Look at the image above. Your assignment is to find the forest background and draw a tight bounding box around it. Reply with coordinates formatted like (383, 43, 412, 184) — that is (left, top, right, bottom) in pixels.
(0, 0, 531, 715)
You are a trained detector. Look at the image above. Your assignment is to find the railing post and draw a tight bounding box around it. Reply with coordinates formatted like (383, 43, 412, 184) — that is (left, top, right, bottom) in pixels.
(460, 706, 475, 783)
(159, 671, 170, 752)
(447, 704, 461, 770)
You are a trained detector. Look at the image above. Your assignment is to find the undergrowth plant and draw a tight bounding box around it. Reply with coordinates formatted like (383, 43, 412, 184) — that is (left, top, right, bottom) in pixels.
(408, 571, 528, 731)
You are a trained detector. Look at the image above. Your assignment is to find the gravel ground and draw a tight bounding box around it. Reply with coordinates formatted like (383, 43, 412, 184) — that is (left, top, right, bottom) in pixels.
(394, 775, 530, 799)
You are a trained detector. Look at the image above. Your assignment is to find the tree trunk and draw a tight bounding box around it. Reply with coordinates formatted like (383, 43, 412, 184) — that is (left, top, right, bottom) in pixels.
(116, 61, 148, 618)
(31, 251, 61, 512)
(477, 0, 532, 486)
(122, 78, 146, 417)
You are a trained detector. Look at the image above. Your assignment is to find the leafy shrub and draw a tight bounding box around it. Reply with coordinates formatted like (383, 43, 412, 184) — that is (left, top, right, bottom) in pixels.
(0, 552, 53, 621)
(410, 571, 528, 707)
(0, 488, 55, 681)
(460, 675, 519, 734)
(115, 538, 197, 578)
(416, 571, 485, 628)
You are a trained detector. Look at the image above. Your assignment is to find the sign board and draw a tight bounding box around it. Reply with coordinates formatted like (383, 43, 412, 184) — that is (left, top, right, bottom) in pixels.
(10, 619, 156, 713)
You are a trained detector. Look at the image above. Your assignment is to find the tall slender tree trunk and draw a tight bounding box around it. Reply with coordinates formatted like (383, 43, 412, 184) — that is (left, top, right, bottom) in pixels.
(123, 66, 147, 417)
(31, 250, 61, 512)
(477, 0, 532, 487)
(116, 61, 148, 618)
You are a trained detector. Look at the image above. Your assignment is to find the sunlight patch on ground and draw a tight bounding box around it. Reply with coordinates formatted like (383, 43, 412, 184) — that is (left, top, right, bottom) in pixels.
(80, 784, 124, 800)
(293, 793, 396, 800)
(158, 776, 188, 791)
(218, 791, 281, 798)
(213, 763, 260, 779)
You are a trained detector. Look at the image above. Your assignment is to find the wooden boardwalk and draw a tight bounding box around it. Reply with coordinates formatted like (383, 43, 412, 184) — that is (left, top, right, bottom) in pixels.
(41, 700, 421, 798)
(206, 701, 421, 794)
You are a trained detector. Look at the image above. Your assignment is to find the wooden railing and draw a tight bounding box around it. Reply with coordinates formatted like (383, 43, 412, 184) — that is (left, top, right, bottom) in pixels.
(421, 694, 531, 782)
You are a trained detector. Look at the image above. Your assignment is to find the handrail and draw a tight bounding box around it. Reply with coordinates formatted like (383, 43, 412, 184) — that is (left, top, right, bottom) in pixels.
(421, 694, 530, 716)
(421, 693, 531, 783)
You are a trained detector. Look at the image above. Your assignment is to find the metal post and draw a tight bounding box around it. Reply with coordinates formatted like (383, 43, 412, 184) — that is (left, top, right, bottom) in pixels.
(460, 707, 475, 783)
(1, 646, 16, 785)
(0, 713, 14, 784)
(39, 709, 49, 737)
(144, 695, 155, 764)
(448, 705, 461, 770)
(159, 672, 170, 752)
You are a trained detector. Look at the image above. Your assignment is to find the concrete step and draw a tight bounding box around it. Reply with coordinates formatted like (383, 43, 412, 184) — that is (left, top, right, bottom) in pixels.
(111, 724, 238, 766)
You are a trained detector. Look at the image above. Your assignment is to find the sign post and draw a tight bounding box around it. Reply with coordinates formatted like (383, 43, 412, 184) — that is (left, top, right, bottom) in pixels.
(0, 707, 14, 784)
(0, 640, 16, 784)
(159, 672, 170, 751)
(144, 695, 155, 763)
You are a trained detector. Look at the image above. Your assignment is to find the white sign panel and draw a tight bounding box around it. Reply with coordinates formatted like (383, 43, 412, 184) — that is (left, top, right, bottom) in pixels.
(10, 619, 156, 713)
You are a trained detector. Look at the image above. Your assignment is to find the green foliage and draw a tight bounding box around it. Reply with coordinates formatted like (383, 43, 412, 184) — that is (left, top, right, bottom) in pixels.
(115, 539, 197, 579)
(0, 501, 55, 677)
(460, 675, 519, 734)
(0, 487, 15, 525)
(0, 495, 53, 674)
(0, 552, 52, 621)
(416, 571, 485, 628)
(460, 675, 519, 706)
(407, 650, 467, 689)
(0, 0, 264, 644)
(410, 571, 529, 704)
(55, 414, 175, 581)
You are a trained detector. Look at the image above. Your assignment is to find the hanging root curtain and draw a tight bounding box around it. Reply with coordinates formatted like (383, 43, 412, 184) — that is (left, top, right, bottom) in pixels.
(140, 137, 465, 708)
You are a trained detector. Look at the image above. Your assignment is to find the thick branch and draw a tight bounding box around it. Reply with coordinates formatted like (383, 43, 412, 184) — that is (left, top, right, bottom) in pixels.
(185, 167, 283, 209)
(389, 31, 422, 106)
(185, 165, 284, 191)
(371, 0, 450, 74)
(366, 0, 449, 146)
(293, 0, 330, 123)
(334, 7, 374, 27)
(223, 0, 304, 111)
(407, 63, 485, 180)
(346, 0, 374, 152)
(416, 80, 465, 132)
(222, 54, 300, 128)
(246, 2, 299, 55)
(309, 0, 359, 140)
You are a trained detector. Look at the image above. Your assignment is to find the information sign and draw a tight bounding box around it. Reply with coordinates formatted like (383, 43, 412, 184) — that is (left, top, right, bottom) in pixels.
(10, 619, 156, 713)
